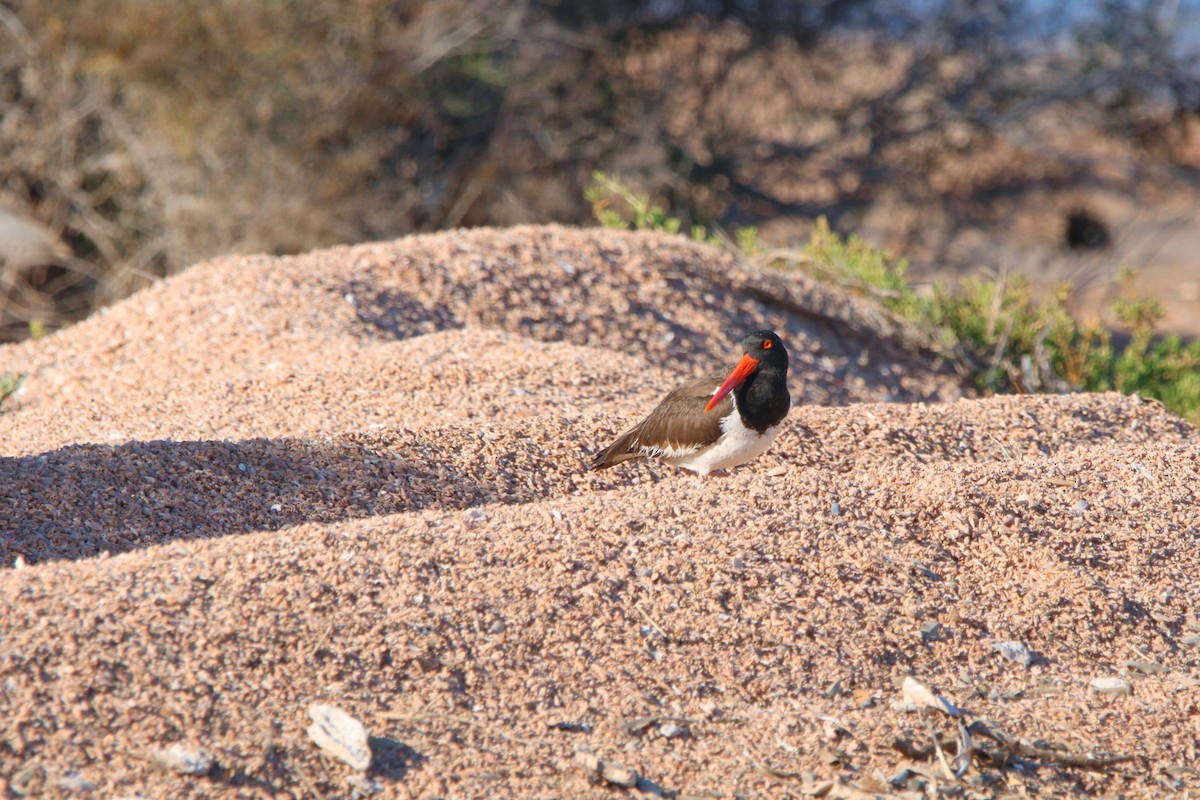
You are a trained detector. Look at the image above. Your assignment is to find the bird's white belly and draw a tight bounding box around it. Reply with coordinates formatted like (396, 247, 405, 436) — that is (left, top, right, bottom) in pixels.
(664, 414, 781, 476)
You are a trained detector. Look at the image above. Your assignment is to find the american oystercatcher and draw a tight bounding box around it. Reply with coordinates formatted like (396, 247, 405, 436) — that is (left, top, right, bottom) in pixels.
(590, 330, 790, 476)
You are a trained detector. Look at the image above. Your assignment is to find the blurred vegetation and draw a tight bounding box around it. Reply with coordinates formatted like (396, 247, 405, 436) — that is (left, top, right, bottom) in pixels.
(588, 170, 765, 253)
(588, 171, 687, 236)
(0, 371, 20, 412)
(1, 0, 1199, 388)
(798, 221, 1200, 425)
(591, 174, 1200, 423)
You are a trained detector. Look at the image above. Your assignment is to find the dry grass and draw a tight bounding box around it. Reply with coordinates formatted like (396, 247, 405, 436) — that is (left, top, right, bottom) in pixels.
(1, 0, 541, 339)
(0, 5, 161, 339)
(2, 1, 1198, 343)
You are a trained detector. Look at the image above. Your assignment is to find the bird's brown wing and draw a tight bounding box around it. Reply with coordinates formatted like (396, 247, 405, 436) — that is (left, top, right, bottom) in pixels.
(590, 372, 732, 470)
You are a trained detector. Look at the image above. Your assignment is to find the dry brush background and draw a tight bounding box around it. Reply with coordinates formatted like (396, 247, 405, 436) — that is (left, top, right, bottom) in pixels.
(3, 0, 1200, 340)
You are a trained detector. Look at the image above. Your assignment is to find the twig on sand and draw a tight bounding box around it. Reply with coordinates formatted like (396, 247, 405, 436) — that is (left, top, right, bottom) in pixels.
(893, 719, 1135, 773)
(968, 720, 1136, 770)
(920, 709, 957, 781)
(382, 709, 535, 747)
(635, 602, 670, 642)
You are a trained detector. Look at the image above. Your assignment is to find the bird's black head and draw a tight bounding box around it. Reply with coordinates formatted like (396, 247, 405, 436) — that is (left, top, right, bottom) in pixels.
(742, 329, 788, 373)
(703, 329, 790, 414)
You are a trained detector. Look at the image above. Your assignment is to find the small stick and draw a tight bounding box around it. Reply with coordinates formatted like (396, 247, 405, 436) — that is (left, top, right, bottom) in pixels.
(921, 710, 957, 782)
(382, 709, 534, 746)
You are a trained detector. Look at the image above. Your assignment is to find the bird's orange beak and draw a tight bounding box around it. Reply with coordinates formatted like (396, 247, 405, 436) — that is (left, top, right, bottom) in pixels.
(704, 354, 759, 413)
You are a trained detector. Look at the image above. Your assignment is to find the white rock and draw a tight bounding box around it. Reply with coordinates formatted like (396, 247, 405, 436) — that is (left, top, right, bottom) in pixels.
(658, 722, 688, 739)
(1090, 677, 1133, 696)
(307, 704, 372, 770)
(900, 675, 962, 717)
(575, 750, 638, 788)
(993, 640, 1034, 667)
(150, 743, 213, 775)
(55, 771, 96, 791)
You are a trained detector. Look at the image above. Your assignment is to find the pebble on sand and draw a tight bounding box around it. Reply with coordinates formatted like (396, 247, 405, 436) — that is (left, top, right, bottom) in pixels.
(150, 743, 213, 775)
(307, 704, 372, 771)
(993, 640, 1034, 667)
(1090, 677, 1133, 696)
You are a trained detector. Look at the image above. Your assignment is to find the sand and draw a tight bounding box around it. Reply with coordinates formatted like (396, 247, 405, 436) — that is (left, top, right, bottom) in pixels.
(0, 225, 1197, 798)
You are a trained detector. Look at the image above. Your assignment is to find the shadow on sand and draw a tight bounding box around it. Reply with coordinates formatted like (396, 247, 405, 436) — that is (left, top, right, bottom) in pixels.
(0, 433, 562, 567)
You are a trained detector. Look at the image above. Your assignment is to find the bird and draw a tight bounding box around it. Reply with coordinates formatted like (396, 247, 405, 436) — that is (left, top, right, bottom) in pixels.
(590, 329, 791, 476)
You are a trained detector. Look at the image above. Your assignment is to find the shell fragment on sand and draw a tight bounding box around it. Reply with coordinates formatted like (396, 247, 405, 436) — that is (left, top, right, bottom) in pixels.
(150, 743, 213, 775)
(575, 750, 639, 788)
(895, 675, 963, 717)
(918, 621, 944, 642)
(993, 640, 1034, 667)
(658, 722, 688, 739)
(1090, 677, 1133, 696)
(307, 704, 372, 771)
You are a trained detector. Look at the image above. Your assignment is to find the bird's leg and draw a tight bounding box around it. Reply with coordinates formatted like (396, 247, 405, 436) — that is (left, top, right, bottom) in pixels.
(695, 469, 732, 479)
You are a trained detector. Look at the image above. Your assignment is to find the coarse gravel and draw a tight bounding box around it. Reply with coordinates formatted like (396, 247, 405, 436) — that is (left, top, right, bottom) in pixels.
(0, 225, 1197, 799)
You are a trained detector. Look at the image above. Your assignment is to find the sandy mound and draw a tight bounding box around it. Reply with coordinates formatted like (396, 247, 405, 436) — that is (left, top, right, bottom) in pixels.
(0, 226, 1196, 798)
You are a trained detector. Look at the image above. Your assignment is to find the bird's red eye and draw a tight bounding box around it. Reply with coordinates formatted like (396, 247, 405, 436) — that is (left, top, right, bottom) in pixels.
(762, 339, 773, 349)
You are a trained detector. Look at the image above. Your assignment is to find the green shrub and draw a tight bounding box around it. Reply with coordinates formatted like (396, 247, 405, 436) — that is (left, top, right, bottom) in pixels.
(1111, 294, 1200, 417)
(587, 171, 760, 251)
(0, 373, 22, 413)
(804, 222, 1200, 423)
(587, 172, 683, 235)
(589, 175, 1200, 425)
